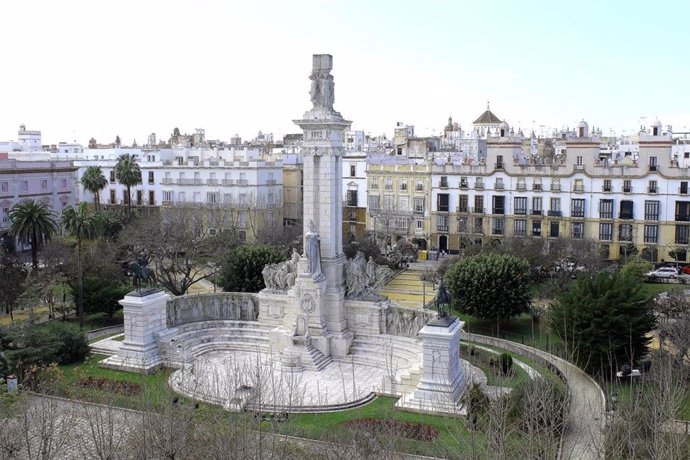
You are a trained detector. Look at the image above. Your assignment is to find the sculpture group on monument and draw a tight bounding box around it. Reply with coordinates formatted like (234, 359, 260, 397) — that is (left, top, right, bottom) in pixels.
(101, 54, 468, 416)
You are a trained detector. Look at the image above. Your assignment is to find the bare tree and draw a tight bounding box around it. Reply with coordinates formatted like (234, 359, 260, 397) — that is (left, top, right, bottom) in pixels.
(119, 210, 220, 296)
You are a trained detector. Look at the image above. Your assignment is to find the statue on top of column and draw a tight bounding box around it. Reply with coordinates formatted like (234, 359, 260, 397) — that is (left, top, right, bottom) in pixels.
(309, 55, 335, 113)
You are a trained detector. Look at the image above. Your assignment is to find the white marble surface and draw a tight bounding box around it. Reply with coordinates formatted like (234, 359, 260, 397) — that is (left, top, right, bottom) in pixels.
(170, 349, 395, 410)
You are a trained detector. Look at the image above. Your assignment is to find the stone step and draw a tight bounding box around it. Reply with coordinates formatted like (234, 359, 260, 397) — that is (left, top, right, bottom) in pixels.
(163, 320, 273, 336)
(280, 344, 332, 371)
(243, 391, 378, 414)
(160, 327, 270, 341)
(348, 346, 420, 363)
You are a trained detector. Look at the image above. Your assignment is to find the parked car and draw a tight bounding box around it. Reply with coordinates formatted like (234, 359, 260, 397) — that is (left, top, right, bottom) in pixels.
(680, 265, 690, 275)
(645, 267, 679, 280)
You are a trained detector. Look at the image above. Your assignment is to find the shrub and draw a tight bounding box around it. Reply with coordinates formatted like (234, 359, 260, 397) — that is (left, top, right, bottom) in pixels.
(499, 353, 513, 376)
(2, 322, 88, 378)
(462, 383, 489, 429)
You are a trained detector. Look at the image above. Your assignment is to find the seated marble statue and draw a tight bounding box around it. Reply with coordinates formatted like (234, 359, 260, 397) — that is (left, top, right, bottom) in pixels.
(262, 249, 300, 291)
(345, 251, 394, 300)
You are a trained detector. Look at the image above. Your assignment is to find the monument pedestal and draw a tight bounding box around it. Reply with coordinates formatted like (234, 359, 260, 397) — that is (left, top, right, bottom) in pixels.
(396, 317, 466, 415)
(101, 289, 169, 374)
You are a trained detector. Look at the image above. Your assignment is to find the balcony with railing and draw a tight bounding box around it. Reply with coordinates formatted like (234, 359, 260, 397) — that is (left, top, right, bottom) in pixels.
(516, 183, 526, 191)
(237, 179, 249, 186)
(533, 184, 543, 191)
(437, 224, 449, 232)
(494, 182, 504, 191)
(619, 212, 634, 220)
(474, 182, 484, 190)
(514, 208, 528, 215)
(573, 185, 584, 193)
(456, 206, 469, 213)
(675, 214, 690, 222)
(547, 210, 562, 217)
(207, 179, 219, 185)
(161, 178, 174, 185)
(266, 179, 277, 185)
(531, 209, 543, 216)
(460, 181, 469, 189)
(550, 183, 561, 192)
(623, 186, 632, 193)
(439, 179, 449, 188)
(222, 179, 235, 185)
(602, 185, 612, 192)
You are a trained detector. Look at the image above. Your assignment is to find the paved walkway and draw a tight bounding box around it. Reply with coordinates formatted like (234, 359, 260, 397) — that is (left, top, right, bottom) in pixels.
(465, 333, 605, 460)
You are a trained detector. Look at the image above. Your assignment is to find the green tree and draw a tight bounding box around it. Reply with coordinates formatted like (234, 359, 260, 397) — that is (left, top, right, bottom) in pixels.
(61, 203, 102, 329)
(8, 200, 59, 271)
(619, 259, 653, 282)
(219, 244, 286, 292)
(550, 272, 656, 376)
(114, 153, 141, 219)
(80, 165, 108, 212)
(444, 253, 531, 332)
(69, 277, 128, 320)
(0, 251, 27, 322)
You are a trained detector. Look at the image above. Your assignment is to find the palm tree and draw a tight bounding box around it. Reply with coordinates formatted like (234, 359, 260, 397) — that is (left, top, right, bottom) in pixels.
(9, 200, 59, 272)
(81, 166, 108, 212)
(62, 202, 102, 329)
(114, 153, 141, 219)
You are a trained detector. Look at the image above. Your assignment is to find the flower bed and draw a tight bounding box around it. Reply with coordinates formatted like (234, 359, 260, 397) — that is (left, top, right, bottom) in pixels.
(343, 418, 439, 441)
(77, 376, 142, 396)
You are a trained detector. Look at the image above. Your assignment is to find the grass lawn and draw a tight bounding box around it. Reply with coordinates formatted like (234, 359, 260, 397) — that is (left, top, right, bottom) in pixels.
(604, 378, 690, 421)
(284, 396, 484, 458)
(0, 305, 51, 325)
(640, 282, 686, 298)
(64, 310, 124, 331)
(456, 311, 562, 353)
(58, 353, 177, 410)
(460, 343, 530, 388)
(55, 346, 567, 458)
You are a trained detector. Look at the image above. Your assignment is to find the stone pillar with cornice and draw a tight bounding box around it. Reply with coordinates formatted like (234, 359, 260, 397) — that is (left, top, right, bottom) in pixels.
(291, 54, 353, 357)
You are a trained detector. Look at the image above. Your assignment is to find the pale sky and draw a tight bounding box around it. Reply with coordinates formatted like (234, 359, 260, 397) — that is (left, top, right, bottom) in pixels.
(1, 0, 689, 146)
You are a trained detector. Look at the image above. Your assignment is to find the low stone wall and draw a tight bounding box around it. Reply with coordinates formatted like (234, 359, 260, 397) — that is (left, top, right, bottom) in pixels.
(345, 299, 387, 335)
(384, 305, 435, 338)
(166, 292, 259, 328)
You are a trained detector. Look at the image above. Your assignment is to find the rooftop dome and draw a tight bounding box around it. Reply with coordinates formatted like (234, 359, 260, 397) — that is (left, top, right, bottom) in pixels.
(651, 117, 662, 128)
(576, 119, 589, 129)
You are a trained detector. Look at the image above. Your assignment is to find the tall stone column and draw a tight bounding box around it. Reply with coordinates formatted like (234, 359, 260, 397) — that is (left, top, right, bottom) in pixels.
(292, 54, 353, 357)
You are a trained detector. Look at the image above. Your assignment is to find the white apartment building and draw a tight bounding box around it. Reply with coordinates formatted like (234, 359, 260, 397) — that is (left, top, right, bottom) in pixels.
(430, 119, 690, 262)
(74, 146, 283, 241)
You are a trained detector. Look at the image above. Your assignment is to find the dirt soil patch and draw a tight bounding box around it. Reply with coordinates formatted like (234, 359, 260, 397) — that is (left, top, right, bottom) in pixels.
(343, 418, 439, 441)
(77, 376, 142, 396)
